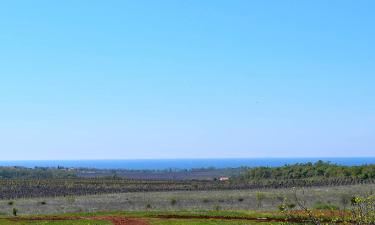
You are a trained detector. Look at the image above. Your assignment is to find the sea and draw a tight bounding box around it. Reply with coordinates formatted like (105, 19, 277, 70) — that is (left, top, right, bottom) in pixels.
(0, 158, 374, 170)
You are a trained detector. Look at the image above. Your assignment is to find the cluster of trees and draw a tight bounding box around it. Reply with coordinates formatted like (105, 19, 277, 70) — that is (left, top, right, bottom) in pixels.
(0, 167, 76, 179)
(240, 161, 375, 181)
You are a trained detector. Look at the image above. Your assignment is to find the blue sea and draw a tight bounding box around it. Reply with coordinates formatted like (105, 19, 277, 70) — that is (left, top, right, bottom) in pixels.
(0, 158, 374, 170)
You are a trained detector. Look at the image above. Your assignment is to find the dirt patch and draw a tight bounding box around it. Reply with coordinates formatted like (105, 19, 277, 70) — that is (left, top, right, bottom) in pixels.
(93, 216, 150, 225)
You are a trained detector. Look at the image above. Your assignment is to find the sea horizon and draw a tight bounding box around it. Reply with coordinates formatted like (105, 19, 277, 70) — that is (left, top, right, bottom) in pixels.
(0, 157, 374, 170)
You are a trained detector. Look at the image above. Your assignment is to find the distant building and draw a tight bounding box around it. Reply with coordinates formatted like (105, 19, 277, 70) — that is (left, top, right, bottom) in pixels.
(219, 177, 229, 181)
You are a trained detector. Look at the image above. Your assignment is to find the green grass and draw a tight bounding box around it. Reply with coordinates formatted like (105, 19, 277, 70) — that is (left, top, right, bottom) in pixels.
(149, 218, 281, 225)
(51, 209, 284, 220)
(0, 219, 111, 225)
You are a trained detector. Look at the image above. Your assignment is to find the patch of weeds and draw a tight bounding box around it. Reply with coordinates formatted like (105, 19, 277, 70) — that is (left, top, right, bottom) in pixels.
(170, 198, 177, 206)
(313, 201, 340, 210)
(202, 198, 210, 203)
(12, 208, 17, 216)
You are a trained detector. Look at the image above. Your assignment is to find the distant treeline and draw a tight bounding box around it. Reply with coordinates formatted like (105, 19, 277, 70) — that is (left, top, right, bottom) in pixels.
(0, 167, 76, 179)
(239, 161, 375, 181)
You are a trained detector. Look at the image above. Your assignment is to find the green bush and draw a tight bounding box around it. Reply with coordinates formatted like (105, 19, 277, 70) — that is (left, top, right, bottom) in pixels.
(12, 208, 17, 216)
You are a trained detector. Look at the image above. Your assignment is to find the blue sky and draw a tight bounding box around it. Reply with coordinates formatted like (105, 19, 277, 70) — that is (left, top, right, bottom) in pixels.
(0, 0, 374, 160)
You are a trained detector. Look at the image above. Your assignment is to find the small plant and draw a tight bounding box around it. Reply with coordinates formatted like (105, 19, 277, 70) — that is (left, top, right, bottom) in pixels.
(146, 203, 152, 209)
(350, 195, 375, 224)
(256, 192, 266, 208)
(340, 193, 351, 210)
(238, 197, 244, 202)
(170, 198, 177, 205)
(278, 200, 296, 212)
(7, 201, 14, 206)
(287, 203, 296, 209)
(39, 201, 47, 205)
(213, 205, 221, 211)
(12, 208, 17, 216)
(202, 198, 210, 203)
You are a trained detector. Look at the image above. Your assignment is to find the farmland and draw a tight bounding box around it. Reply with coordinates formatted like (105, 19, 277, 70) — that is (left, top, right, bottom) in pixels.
(0, 162, 374, 224)
(0, 162, 374, 200)
(0, 184, 373, 215)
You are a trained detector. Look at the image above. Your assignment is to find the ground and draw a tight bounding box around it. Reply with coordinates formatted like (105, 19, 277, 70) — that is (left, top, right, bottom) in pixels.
(0, 210, 315, 225)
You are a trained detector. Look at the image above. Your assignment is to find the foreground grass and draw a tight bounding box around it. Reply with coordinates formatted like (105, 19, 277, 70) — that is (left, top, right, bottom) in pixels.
(0, 209, 349, 225)
(0, 219, 111, 225)
(149, 218, 282, 225)
(55, 209, 283, 219)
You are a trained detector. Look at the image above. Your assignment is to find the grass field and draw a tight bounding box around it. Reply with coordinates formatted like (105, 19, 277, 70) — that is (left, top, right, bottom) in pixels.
(0, 219, 112, 225)
(0, 184, 372, 224)
(0, 184, 372, 216)
(0, 210, 300, 225)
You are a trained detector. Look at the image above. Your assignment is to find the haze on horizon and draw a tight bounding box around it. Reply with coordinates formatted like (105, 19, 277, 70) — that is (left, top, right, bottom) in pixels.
(1, 1, 374, 160)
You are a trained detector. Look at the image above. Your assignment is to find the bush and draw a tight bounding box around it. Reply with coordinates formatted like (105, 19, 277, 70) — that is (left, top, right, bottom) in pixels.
(351, 195, 375, 224)
(238, 197, 244, 202)
(202, 198, 210, 203)
(170, 198, 177, 205)
(7, 201, 14, 206)
(12, 208, 17, 216)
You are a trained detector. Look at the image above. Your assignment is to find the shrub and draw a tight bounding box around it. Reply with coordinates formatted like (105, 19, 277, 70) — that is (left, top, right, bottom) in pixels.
(202, 198, 210, 203)
(170, 198, 177, 205)
(39, 201, 47, 205)
(12, 208, 17, 216)
(351, 195, 375, 224)
(238, 197, 244, 202)
(7, 201, 14, 206)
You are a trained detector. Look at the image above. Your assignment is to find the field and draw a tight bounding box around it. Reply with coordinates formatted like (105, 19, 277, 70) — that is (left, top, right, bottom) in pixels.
(0, 210, 314, 225)
(0, 184, 373, 216)
(1, 164, 374, 224)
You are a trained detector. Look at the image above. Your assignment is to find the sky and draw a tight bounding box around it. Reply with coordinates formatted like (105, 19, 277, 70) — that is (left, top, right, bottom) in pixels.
(0, 0, 374, 160)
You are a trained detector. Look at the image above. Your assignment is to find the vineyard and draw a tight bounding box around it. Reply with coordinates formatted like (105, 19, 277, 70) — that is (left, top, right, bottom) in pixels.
(0, 177, 374, 199)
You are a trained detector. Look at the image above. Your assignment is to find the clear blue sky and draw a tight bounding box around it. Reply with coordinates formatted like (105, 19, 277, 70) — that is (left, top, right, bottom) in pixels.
(1, 0, 374, 160)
